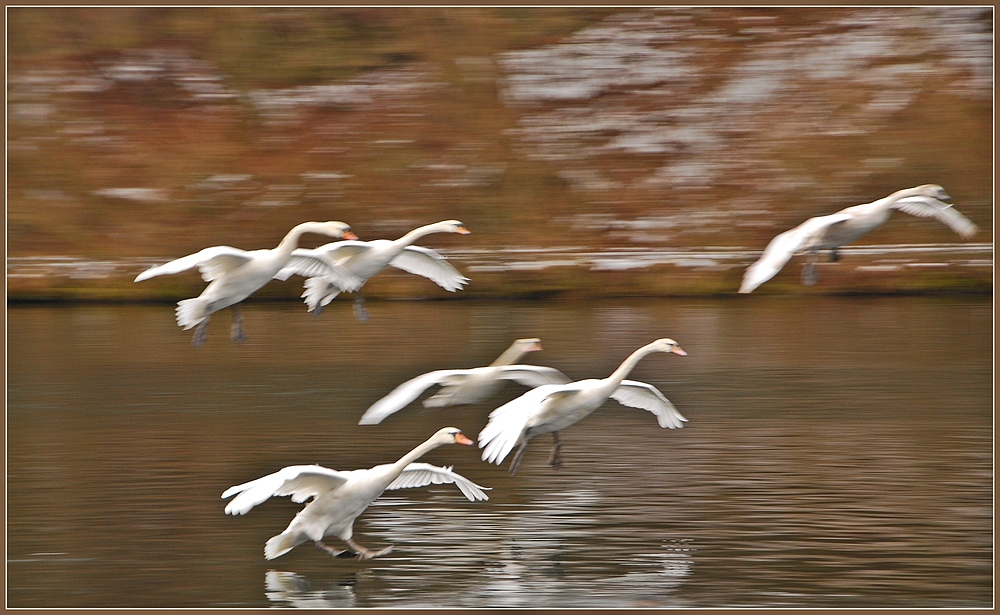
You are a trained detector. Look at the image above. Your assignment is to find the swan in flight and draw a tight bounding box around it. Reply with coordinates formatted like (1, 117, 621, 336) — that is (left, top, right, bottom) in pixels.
(739, 184, 978, 294)
(277, 220, 471, 321)
(135, 221, 357, 346)
(479, 338, 688, 475)
(222, 427, 489, 561)
(359, 338, 571, 425)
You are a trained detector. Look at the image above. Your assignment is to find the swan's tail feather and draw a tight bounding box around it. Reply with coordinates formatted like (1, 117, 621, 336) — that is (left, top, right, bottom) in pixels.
(176, 298, 207, 330)
(264, 531, 305, 560)
(302, 276, 341, 313)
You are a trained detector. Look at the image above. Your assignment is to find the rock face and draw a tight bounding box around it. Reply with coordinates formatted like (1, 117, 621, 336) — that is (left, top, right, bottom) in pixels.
(6, 7, 993, 298)
(497, 8, 991, 237)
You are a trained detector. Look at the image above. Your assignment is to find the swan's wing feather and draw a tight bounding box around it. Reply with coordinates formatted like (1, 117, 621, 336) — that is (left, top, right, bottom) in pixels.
(135, 246, 251, 282)
(611, 380, 688, 428)
(273, 250, 334, 281)
(358, 369, 475, 425)
(479, 384, 578, 465)
(386, 462, 491, 501)
(891, 196, 979, 239)
(739, 213, 851, 293)
(222, 465, 350, 516)
(313, 241, 372, 263)
(389, 246, 470, 292)
(495, 365, 573, 387)
(276, 249, 365, 292)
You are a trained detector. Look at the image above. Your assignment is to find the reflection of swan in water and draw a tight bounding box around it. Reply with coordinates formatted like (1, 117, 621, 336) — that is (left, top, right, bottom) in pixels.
(265, 570, 356, 608)
(739, 184, 978, 293)
(222, 427, 490, 561)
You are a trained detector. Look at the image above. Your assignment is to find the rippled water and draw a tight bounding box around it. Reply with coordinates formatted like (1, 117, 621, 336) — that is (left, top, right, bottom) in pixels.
(6, 296, 992, 608)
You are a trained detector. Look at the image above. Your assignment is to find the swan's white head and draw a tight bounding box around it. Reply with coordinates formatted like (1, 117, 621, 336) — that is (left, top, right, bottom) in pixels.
(315, 221, 358, 240)
(911, 184, 951, 203)
(438, 220, 471, 235)
(650, 338, 687, 356)
(432, 427, 474, 446)
(513, 338, 543, 352)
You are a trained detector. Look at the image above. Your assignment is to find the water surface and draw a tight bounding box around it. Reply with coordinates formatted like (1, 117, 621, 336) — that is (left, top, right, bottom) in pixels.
(6, 296, 992, 608)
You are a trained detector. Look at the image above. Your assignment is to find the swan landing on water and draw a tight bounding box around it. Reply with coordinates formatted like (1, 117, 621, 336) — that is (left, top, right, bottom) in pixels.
(222, 427, 489, 561)
(739, 185, 979, 294)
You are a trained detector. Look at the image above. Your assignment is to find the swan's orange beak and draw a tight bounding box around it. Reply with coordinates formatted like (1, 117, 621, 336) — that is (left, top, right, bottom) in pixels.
(456, 225, 471, 235)
(455, 433, 474, 446)
(529, 342, 542, 351)
(672, 346, 687, 356)
(342, 230, 359, 240)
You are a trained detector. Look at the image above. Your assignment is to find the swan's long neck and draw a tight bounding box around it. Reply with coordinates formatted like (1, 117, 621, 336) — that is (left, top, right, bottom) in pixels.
(875, 186, 930, 210)
(489, 343, 530, 367)
(604, 343, 659, 389)
(395, 222, 449, 248)
(389, 435, 444, 474)
(275, 222, 324, 257)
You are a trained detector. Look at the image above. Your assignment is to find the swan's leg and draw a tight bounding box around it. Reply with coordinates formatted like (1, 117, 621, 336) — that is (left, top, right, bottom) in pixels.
(315, 540, 353, 558)
(801, 253, 819, 286)
(353, 293, 370, 322)
(230, 305, 247, 344)
(345, 538, 393, 560)
(508, 441, 530, 476)
(547, 432, 563, 470)
(829, 248, 841, 263)
(310, 304, 324, 317)
(192, 317, 210, 348)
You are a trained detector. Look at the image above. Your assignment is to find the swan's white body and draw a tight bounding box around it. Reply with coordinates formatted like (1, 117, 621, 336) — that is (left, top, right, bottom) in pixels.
(479, 338, 688, 475)
(135, 221, 357, 345)
(277, 220, 471, 314)
(359, 338, 571, 425)
(223, 427, 489, 561)
(739, 185, 978, 293)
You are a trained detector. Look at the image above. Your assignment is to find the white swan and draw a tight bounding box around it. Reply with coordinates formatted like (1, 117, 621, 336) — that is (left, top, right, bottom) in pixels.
(222, 427, 489, 561)
(277, 220, 471, 321)
(479, 338, 688, 475)
(739, 184, 978, 293)
(359, 338, 571, 425)
(135, 221, 357, 346)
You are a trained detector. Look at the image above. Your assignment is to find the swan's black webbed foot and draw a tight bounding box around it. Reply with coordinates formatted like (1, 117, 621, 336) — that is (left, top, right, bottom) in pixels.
(230, 307, 247, 344)
(508, 441, 529, 476)
(801, 261, 818, 286)
(547, 432, 563, 470)
(353, 295, 370, 322)
(192, 319, 209, 348)
(346, 538, 392, 561)
(310, 304, 324, 317)
(829, 248, 841, 263)
(315, 540, 353, 559)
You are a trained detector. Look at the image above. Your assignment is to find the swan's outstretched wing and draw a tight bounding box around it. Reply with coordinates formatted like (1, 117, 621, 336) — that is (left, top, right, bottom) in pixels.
(479, 384, 577, 465)
(738, 213, 851, 294)
(135, 246, 252, 283)
(358, 369, 477, 425)
(610, 380, 688, 428)
(386, 462, 491, 501)
(891, 196, 979, 239)
(390, 246, 470, 292)
(494, 365, 572, 387)
(222, 465, 351, 516)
